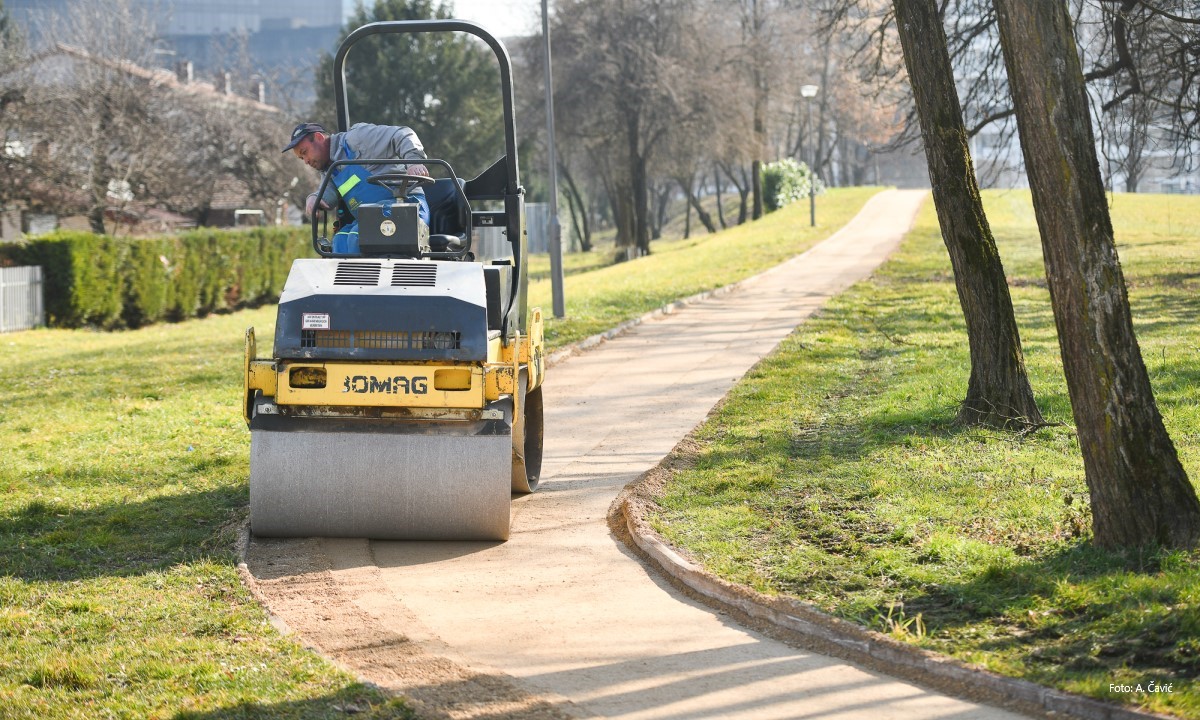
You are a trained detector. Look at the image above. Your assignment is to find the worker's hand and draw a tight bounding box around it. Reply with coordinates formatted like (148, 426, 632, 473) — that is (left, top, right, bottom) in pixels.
(406, 163, 430, 177)
(305, 194, 331, 217)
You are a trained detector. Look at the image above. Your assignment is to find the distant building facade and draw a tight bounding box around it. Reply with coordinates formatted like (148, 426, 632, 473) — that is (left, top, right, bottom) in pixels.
(7, 0, 345, 106)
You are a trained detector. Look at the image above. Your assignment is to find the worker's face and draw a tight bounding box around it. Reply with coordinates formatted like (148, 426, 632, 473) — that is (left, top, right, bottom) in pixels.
(293, 133, 329, 172)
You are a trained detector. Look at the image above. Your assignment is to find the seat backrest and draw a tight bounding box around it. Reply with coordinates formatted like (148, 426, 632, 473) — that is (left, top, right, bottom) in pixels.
(425, 178, 469, 237)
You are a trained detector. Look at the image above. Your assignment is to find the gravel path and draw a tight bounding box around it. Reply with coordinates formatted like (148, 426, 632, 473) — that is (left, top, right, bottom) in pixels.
(245, 189, 1029, 719)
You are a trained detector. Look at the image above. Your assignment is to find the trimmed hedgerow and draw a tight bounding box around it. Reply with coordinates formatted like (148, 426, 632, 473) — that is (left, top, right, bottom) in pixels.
(0, 227, 311, 329)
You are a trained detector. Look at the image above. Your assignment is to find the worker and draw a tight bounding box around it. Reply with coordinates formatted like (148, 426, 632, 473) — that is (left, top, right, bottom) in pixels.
(283, 121, 432, 255)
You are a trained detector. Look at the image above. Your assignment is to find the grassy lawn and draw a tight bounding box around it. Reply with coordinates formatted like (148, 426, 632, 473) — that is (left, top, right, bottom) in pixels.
(0, 188, 875, 718)
(0, 312, 417, 719)
(650, 190, 1200, 718)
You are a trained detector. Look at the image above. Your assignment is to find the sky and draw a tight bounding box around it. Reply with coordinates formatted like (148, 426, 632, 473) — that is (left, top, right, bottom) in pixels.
(343, 0, 543, 39)
(449, 0, 542, 38)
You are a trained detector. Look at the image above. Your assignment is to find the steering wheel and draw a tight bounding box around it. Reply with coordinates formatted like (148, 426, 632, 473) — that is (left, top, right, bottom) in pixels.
(366, 172, 436, 200)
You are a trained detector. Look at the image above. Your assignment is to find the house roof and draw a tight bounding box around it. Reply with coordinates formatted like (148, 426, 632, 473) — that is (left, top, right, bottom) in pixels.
(12, 42, 281, 115)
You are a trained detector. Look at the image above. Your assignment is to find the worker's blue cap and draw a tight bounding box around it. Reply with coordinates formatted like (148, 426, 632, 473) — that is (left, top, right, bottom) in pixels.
(282, 122, 326, 153)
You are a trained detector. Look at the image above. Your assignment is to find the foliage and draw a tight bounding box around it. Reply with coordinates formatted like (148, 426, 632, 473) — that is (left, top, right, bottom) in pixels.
(314, 0, 504, 179)
(650, 190, 1200, 717)
(1, 227, 308, 329)
(761, 158, 823, 213)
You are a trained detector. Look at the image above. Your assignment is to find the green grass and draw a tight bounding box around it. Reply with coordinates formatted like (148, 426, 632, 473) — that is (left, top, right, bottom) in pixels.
(650, 190, 1200, 718)
(0, 189, 877, 718)
(0, 313, 417, 719)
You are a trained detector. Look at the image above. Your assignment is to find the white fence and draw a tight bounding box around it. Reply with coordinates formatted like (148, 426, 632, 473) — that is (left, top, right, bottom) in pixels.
(0, 265, 45, 332)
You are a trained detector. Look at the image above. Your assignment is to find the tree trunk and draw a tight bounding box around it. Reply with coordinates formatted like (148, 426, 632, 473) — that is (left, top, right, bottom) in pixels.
(678, 176, 717, 234)
(723, 163, 750, 225)
(993, 0, 1200, 549)
(612, 179, 635, 251)
(1123, 93, 1150, 193)
(560, 162, 591, 252)
(894, 0, 1044, 429)
(87, 119, 107, 234)
(714, 164, 728, 229)
(628, 116, 651, 255)
(684, 186, 692, 239)
(650, 181, 671, 240)
(749, 0, 766, 221)
(718, 162, 749, 226)
(751, 159, 764, 221)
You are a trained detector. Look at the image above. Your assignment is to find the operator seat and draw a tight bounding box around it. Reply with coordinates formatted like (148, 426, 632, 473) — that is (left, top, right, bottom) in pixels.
(425, 177, 471, 256)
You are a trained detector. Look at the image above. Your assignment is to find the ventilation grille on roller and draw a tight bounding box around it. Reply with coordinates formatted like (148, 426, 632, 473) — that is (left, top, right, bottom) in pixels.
(334, 262, 382, 285)
(391, 264, 438, 287)
(301, 330, 462, 350)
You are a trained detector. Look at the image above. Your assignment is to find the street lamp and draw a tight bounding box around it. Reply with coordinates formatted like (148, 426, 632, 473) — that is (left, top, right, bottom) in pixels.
(542, 0, 565, 318)
(800, 84, 819, 227)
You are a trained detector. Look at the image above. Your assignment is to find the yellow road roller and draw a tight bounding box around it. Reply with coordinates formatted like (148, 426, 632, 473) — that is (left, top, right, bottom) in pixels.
(242, 20, 544, 541)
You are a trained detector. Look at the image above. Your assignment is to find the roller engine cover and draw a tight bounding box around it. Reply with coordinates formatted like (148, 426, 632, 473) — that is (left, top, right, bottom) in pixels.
(274, 258, 489, 362)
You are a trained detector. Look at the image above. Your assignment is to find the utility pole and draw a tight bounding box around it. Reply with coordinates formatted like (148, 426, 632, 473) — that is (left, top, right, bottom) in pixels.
(542, 0, 565, 318)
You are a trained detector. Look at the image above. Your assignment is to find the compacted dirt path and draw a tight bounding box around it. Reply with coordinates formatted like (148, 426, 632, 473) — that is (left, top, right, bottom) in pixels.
(245, 190, 1029, 719)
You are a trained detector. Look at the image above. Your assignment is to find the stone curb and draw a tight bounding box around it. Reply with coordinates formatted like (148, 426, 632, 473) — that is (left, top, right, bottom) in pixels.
(610, 486, 1175, 720)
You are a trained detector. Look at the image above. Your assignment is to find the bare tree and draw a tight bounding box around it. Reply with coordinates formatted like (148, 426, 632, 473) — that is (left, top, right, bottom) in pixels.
(993, 0, 1200, 548)
(0, 0, 30, 212)
(554, 0, 712, 254)
(738, 0, 772, 220)
(3, 0, 301, 233)
(27, 0, 167, 233)
(893, 0, 1043, 429)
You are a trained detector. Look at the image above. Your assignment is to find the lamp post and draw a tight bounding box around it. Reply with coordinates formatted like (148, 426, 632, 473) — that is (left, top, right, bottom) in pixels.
(542, 0, 565, 318)
(800, 83, 819, 227)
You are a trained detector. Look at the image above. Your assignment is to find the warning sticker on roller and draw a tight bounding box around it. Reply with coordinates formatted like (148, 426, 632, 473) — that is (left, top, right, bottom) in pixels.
(302, 313, 331, 330)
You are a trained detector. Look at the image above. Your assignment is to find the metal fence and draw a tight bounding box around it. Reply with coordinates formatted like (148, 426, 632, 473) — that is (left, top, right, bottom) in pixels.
(0, 265, 45, 333)
(471, 202, 563, 262)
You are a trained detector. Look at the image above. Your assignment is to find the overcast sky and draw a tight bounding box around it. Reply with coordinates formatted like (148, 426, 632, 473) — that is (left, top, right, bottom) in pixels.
(343, 0, 542, 38)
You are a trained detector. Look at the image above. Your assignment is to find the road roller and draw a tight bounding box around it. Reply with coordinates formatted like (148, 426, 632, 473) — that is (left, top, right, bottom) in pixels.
(242, 20, 544, 541)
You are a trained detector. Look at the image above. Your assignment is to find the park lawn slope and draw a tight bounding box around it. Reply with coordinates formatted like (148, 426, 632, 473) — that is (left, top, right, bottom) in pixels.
(0, 188, 877, 718)
(649, 190, 1200, 718)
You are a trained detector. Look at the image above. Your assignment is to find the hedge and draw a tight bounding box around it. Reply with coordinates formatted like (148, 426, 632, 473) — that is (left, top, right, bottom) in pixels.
(0, 226, 313, 329)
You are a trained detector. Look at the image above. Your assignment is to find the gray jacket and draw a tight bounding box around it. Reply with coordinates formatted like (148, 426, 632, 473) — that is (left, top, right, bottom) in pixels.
(315, 122, 428, 208)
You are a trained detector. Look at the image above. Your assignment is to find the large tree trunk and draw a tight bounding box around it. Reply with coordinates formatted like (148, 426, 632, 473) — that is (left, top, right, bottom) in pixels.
(749, 0, 766, 221)
(993, 0, 1200, 548)
(628, 115, 651, 255)
(894, 0, 1043, 429)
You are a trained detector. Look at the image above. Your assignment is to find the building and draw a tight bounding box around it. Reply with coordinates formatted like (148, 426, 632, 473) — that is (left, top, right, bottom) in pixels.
(0, 42, 284, 239)
(6, 0, 346, 106)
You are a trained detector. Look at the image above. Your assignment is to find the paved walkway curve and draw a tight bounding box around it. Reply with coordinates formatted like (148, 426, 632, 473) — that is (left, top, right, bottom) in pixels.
(245, 189, 1030, 719)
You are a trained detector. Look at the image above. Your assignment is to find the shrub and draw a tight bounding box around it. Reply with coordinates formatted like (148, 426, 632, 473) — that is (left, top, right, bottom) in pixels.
(762, 158, 825, 213)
